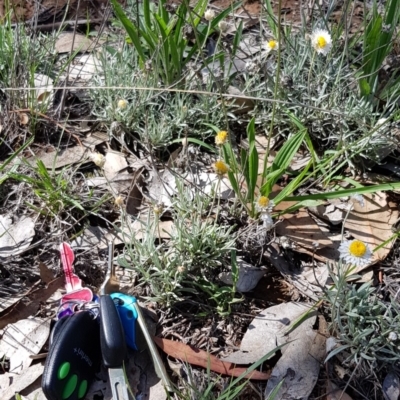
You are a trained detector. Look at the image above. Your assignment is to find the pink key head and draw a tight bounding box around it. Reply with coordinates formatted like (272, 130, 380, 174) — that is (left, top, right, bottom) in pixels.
(61, 288, 93, 304)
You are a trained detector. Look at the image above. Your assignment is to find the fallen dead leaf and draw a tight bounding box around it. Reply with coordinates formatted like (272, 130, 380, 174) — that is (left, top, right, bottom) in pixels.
(223, 302, 316, 364)
(103, 150, 128, 181)
(33, 74, 53, 105)
(264, 305, 325, 399)
(0, 278, 64, 330)
(0, 215, 35, 258)
(86, 173, 133, 195)
(219, 258, 266, 292)
(153, 337, 270, 380)
(38, 262, 54, 284)
(225, 86, 255, 115)
(30, 146, 89, 169)
(327, 381, 353, 400)
(146, 168, 177, 208)
(264, 243, 326, 300)
(67, 54, 101, 81)
(126, 167, 146, 217)
(0, 318, 50, 378)
(344, 192, 399, 270)
(55, 32, 94, 53)
(383, 371, 400, 400)
(275, 209, 333, 250)
(1, 363, 45, 400)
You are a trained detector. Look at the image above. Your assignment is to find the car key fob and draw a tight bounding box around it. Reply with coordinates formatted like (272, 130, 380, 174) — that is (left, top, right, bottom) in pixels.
(42, 310, 101, 400)
(110, 292, 139, 350)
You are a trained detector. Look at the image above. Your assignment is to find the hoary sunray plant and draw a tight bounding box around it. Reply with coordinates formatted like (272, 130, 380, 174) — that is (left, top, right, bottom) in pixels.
(117, 179, 237, 311)
(325, 261, 400, 371)
(90, 44, 227, 149)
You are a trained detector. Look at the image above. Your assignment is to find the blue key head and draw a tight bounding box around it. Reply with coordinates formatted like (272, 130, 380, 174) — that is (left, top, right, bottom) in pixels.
(110, 293, 138, 350)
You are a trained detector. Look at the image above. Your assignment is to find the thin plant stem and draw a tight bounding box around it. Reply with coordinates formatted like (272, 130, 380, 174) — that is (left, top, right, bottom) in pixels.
(261, 0, 282, 189)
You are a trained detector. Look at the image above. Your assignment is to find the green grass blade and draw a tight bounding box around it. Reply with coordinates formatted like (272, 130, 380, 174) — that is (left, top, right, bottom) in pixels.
(285, 182, 400, 202)
(247, 118, 258, 203)
(111, 0, 146, 62)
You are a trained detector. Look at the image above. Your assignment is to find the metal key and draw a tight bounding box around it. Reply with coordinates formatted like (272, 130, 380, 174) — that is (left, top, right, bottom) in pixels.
(99, 294, 129, 400)
(104, 242, 172, 392)
(99, 241, 129, 400)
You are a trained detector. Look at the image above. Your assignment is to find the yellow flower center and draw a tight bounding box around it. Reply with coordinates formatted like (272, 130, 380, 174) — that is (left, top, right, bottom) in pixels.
(268, 40, 277, 49)
(348, 240, 367, 258)
(317, 36, 327, 49)
(215, 131, 228, 146)
(214, 160, 229, 175)
(258, 196, 269, 208)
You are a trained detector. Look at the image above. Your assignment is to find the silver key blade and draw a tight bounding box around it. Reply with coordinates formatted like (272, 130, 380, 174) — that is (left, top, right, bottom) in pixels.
(100, 241, 120, 295)
(108, 368, 129, 400)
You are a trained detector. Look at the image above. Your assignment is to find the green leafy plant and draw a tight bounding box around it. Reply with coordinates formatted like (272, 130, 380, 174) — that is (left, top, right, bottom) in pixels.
(8, 160, 107, 218)
(110, 0, 240, 85)
(219, 117, 307, 217)
(358, 0, 400, 98)
(193, 251, 241, 316)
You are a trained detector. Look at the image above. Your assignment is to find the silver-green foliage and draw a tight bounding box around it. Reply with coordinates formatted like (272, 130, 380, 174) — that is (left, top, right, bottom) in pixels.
(326, 263, 400, 369)
(90, 45, 225, 148)
(0, 21, 57, 108)
(243, 22, 398, 166)
(117, 180, 236, 305)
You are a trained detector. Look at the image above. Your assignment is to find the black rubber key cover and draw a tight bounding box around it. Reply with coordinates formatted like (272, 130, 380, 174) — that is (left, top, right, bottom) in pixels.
(99, 295, 127, 368)
(42, 311, 101, 400)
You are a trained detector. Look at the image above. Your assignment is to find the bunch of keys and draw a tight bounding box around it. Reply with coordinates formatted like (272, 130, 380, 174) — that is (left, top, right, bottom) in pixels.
(42, 242, 171, 400)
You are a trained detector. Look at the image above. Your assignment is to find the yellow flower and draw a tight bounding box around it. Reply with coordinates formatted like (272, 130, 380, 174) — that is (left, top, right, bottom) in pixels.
(117, 99, 128, 109)
(338, 239, 372, 267)
(255, 196, 274, 213)
(213, 159, 229, 176)
(114, 195, 124, 206)
(215, 131, 228, 146)
(311, 29, 332, 55)
(153, 202, 165, 215)
(264, 39, 279, 53)
(90, 152, 106, 168)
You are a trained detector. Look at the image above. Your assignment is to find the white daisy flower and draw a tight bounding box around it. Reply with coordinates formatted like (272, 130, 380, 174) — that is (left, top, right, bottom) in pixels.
(263, 39, 279, 53)
(310, 29, 332, 55)
(338, 239, 372, 267)
(255, 196, 275, 213)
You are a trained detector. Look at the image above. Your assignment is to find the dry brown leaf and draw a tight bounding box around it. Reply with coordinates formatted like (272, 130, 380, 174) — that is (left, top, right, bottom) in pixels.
(103, 150, 128, 181)
(327, 381, 353, 400)
(344, 192, 398, 267)
(0, 215, 35, 257)
(55, 32, 93, 53)
(275, 209, 333, 250)
(38, 262, 54, 284)
(19, 112, 29, 125)
(126, 167, 145, 217)
(153, 337, 270, 380)
(0, 277, 64, 330)
(30, 146, 89, 169)
(225, 86, 255, 115)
